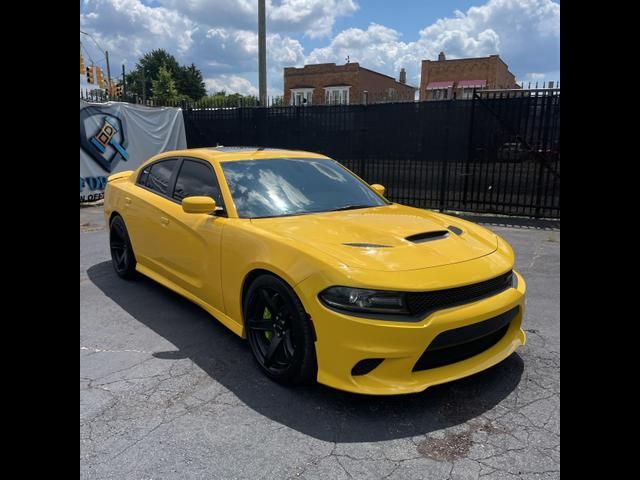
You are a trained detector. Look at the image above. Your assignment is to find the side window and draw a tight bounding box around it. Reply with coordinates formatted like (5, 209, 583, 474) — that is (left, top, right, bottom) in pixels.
(173, 160, 224, 208)
(141, 159, 178, 196)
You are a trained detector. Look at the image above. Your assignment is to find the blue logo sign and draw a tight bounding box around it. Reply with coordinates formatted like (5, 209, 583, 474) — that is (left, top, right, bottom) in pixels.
(80, 107, 129, 173)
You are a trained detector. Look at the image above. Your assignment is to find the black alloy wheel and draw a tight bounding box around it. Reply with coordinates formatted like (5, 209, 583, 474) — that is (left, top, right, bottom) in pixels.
(244, 274, 317, 384)
(109, 215, 137, 279)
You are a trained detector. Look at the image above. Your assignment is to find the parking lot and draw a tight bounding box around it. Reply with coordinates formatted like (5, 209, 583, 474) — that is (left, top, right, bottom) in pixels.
(80, 205, 559, 480)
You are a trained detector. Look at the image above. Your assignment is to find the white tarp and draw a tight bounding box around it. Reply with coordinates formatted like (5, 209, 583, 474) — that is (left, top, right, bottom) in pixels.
(80, 100, 187, 203)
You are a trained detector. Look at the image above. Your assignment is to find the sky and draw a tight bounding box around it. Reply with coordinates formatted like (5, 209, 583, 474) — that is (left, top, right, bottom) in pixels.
(79, 0, 560, 96)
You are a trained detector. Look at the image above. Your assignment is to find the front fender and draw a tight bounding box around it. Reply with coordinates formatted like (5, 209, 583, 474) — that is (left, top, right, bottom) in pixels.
(220, 220, 346, 333)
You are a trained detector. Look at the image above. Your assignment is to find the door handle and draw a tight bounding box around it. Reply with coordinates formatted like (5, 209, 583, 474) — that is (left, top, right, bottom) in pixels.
(160, 217, 169, 225)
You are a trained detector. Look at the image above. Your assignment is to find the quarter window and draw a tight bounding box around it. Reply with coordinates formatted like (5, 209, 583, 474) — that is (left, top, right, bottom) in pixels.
(140, 159, 178, 196)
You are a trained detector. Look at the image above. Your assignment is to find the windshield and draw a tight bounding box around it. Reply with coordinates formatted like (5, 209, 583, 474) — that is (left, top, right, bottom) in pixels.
(221, 158, 388, 218)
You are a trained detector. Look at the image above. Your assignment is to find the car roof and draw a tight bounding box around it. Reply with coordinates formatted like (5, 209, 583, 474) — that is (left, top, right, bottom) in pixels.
(149, 146, 332, 164)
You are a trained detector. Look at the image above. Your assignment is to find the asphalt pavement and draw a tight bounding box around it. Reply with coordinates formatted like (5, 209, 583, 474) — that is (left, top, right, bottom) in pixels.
(80, 205, 559, 479)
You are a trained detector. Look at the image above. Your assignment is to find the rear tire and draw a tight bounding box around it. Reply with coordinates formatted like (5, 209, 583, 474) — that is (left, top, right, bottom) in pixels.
(243, 274, 317, 385)
(109, 215, 137, 279)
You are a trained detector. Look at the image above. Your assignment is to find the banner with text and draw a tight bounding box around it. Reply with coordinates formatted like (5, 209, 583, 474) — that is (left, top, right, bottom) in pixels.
(80, 100, 187, 203)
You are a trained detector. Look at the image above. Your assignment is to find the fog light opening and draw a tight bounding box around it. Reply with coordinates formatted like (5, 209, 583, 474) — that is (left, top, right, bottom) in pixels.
(351, 358, 384, 376)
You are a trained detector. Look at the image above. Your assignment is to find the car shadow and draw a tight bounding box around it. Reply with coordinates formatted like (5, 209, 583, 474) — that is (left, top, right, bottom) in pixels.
(87, 261, 524, 443)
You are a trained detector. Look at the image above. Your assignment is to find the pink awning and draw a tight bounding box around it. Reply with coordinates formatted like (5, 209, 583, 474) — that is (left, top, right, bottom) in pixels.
(425, 81, 454, 90)
(457, 79, 487, 88)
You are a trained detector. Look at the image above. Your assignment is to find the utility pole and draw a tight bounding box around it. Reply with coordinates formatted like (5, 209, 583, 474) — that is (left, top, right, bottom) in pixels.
(258, 0, 267, 106)
(105, 50, 112, 100)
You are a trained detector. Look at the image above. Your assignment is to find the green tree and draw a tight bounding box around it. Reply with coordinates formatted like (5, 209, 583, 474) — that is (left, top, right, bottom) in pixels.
(199, 90, 258, 107)
(125, 50, 207, 101)
(152, 66, 179, 104)
(126, 49, 181, 99)
(178, 63, 207, 101)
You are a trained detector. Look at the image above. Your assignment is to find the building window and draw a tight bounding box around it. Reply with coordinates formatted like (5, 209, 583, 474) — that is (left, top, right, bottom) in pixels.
(324, 86, 350, 105)
(432, 88, 449, 100)
(462, 88, 474, 99)
(460, 87, 485, 99)
(290, 88, 313, 106)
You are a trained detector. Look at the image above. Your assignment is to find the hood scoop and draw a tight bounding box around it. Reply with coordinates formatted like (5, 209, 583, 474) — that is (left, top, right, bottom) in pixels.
(448, 225, 463, 236)
(250, 204, 499, 271)
(405, 230, 450, 244)
(343, 242, 393, 248)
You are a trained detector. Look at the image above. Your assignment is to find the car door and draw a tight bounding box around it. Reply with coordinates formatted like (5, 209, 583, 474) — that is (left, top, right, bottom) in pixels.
(158, 158, 227, 312)
(125, 157, 181, 273)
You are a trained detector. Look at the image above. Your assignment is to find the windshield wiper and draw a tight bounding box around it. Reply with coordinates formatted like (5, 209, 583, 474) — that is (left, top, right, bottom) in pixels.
(329, 204, 374, 212)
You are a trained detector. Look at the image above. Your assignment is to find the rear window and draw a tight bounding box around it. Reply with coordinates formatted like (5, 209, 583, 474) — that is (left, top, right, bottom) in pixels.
(139, 159, 178, 196)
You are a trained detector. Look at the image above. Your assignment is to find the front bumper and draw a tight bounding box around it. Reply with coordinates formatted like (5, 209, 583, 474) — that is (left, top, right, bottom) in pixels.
(295, 270, 526, 395)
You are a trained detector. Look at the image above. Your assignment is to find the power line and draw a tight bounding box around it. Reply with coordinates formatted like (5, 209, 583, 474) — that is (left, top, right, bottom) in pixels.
(80, 32, 107, 72)
(80, 30, 113, 98)
(80, 30, 105, 54)
(80, 43, 98, 68)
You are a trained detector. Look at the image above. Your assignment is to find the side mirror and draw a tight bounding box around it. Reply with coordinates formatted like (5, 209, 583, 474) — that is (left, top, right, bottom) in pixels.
(182, 196, 216, 214)
(370, 184, 386, 196)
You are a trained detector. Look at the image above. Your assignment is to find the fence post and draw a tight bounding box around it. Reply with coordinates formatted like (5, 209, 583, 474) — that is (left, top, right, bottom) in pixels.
(359, 103, 367, 175)
(463, 88, 477, 207)
(255, 105, 267, 146)
(534, 90, 555, 218)
(439, 125, 450, 212)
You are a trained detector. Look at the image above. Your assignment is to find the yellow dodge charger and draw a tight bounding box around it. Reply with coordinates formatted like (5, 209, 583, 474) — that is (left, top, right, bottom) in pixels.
(104, 147, 526, 395)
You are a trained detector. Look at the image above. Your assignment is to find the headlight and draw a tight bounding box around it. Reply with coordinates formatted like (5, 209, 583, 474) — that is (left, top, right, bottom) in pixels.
(319, 286, 409, 314)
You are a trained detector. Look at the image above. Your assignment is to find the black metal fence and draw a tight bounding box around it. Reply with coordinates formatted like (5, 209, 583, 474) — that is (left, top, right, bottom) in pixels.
(81, 87, 560, 218)
(181, 89, 559, 218)
(461, 89, 560, 218)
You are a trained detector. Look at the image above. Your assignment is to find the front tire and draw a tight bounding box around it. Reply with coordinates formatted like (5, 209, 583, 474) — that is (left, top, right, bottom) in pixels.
(244, 274, 317, 385)
(109, 215, 137, 279)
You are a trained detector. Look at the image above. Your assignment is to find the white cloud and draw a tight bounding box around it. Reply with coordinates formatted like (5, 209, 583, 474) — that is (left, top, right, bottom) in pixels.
(307, 0, 559, 86)
(268, 0, 359, 38)
(80, 0, 559, 96)
(80, 0, 196, 67)
(81, 0, 307, 95)
(190, 29, 305, 73)
(205, 75, 258, 96)
(418, 0, 559, 73)
(307, 24, 412, 80)
(158, 0, 358, 38)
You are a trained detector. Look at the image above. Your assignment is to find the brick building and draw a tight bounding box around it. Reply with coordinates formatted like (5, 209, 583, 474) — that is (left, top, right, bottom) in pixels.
(419, 52, 519, 101)
(284, 62, 416, 106)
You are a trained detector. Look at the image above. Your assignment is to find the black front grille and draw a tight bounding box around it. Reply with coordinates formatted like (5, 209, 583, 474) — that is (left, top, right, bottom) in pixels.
(406, 271, 513, 317)
(412, 307, 519, 372)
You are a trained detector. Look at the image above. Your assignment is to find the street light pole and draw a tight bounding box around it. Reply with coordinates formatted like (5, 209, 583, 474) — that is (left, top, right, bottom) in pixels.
(258, 0, 267, 106)
(105, 50, 112, 100)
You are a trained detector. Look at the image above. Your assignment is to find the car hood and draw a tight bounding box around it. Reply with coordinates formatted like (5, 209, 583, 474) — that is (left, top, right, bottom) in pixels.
(250, 204, 498, 272)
